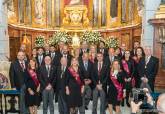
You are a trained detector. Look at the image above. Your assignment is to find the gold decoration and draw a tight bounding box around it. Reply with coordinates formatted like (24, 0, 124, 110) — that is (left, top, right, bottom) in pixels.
(155, 4, 165, 18)
(62, 5, 89, 29)
(22, 35, 30, 44)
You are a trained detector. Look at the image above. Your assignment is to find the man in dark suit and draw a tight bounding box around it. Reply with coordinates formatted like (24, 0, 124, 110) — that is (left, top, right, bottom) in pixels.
(9, 51, 29, 114)
(59, 45, 72, 66)
(38, 56, 56, 114)
(79, 41, 89, 57)
(56, 57, 69, 114)
(97, 41, 108, 58)
(105, 48, 119, 67)
(131, 41, 140, 57)
(120, 43, 126, 57)
(140, 46, 159, 92)
(44, 43, 50, 56)
(49, 45, 60, 66)
(92, 53, 108, 114)
(19, 44, 30, 62)
(36, 47, 45, 67)
(79, 53, 93, 111)
(56, 41, 65, 55)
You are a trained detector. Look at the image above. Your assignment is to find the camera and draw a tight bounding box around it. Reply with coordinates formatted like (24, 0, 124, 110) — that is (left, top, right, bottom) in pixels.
(132, 88, 147, 104)
(132, 88, 153, 109)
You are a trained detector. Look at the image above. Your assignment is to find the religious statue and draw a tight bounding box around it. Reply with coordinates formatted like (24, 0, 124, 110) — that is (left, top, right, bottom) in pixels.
(69, 0, 84, 5)
(26, 0, 32, 24)
(7, 0, 15, 18)
(35, 0, 44, 24)
(121, 0, 127, 22)
(110, 0, 118, 18)
(136, 0, 144, 17)
(128, 0, 135, 22)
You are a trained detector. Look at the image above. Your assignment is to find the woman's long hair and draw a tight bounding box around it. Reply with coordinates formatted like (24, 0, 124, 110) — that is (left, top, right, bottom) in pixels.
(135, 47, 145, 58)
(28, 58, 38, 71)
(111, 60, 121, 73)
(122, 50, 131, 60)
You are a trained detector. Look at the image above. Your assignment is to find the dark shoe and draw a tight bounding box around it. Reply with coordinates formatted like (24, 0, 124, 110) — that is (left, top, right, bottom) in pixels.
(85, 106, 88, 110)
(126, 102, 130, 107)
(121, 99, 124, 107)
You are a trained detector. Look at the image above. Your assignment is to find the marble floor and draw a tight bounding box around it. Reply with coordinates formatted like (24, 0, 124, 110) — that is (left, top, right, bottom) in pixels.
(36, 100, 131, 114)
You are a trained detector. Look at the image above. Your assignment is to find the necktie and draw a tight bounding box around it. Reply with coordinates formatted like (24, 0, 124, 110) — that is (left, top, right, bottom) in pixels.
(51, 53, 55, 59)
(110, 56, 112, 62)
(98, 62, 102, 76)
(84, 61, 88, 71)
(61, 66, 65, 78)
(145, 56, 149, 64)
(47, 65, 50, 77)
(39, 56, 42, 65)
(20, 62, 25, 71)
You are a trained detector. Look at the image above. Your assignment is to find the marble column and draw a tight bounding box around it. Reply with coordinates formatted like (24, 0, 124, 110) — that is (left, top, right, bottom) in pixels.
(0, 0, 9, 60)
(141, 0, 161, 52)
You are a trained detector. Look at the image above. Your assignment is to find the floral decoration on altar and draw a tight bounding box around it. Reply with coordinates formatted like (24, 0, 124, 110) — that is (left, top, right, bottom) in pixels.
(80, 31, 102, 44)
(48, 31, 71, 45)
(35, 35, 45, 47)
(105, 36, 119, 48)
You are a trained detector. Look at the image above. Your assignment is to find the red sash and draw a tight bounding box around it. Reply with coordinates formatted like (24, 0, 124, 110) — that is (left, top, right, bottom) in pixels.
(28, 69, 39, 87)
(68, 67, 82, 87)
(110, 72, 123, 101)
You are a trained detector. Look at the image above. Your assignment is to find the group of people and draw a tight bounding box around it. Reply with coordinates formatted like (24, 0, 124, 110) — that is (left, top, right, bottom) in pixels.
(9, 41, 159, 114)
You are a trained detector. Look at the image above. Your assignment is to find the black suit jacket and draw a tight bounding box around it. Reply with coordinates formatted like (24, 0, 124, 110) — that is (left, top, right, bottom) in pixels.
(144, 56, 159, 79)
(91, 61, 108, 89)
(49, 52, 60, 66)
(38, 65, 56, 91)
(55, 65, 68, 102)
(9, 60, 28, 89)
(55, 65, 68, 93)
(130, 49, 136, 57)
(36, 54, 45, 66)
(59, 53, 73, 66)
(79, 60, 93, 80)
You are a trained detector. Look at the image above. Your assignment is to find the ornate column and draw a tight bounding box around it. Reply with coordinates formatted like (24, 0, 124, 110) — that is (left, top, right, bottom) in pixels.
(141, 0, 161, 51)
(0, 0, 9, 60)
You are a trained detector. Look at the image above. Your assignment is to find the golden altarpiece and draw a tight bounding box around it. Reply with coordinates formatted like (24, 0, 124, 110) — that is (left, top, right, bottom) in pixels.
(7, 0, 142, 60)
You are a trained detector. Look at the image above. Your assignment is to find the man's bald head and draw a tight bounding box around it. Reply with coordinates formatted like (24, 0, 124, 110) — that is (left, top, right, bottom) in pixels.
(157, 93, 165, 114)
(17, 51, 25, 61)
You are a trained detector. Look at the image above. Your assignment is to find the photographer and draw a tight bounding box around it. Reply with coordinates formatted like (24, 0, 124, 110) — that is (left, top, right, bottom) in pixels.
(131, 93, 165, 114)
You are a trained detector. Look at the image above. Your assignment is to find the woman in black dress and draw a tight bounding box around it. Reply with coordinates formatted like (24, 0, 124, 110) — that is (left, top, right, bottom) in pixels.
(121, 50, 135, 107)
(66, 57, 84, 114)
(107, 60, 126, 114)
(133, 47, 145, 88)
(25, 59, 41, 114)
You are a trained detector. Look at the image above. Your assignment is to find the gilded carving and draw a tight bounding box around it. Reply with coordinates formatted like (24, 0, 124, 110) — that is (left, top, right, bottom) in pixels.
(62, 5, 89, 28)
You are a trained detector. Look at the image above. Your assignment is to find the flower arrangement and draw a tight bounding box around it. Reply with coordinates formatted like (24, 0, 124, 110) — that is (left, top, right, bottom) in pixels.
(105, 36, 119, 48)
(80, 31, 102, 44)
(35, 35, 45, 47)
(49, 31, 71, 45)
